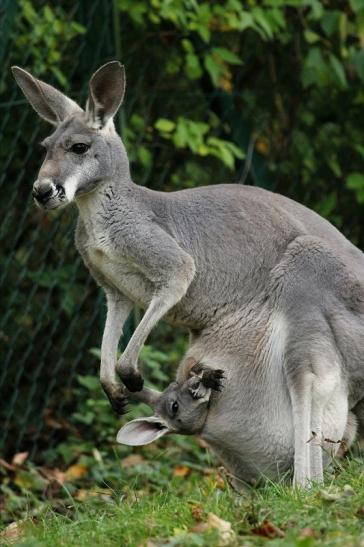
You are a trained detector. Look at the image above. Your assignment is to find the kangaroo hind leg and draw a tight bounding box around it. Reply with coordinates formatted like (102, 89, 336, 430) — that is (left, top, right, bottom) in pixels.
(287, 341, 347, 487)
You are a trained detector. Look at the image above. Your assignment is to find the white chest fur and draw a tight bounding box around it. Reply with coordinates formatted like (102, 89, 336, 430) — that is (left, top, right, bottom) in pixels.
(77, 194, 153, 306)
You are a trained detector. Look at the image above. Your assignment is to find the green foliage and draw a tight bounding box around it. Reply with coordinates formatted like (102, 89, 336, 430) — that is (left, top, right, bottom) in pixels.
(118, 0, 364, 244)
(14, 0, 85, 84)
(154, 117, 244, 168)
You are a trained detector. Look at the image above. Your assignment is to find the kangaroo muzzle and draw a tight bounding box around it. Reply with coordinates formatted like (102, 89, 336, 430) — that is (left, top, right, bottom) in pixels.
(32, 178, 65, 207)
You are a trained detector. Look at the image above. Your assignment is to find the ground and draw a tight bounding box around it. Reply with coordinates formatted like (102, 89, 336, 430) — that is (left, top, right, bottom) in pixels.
(1, 356, 363, 547)
(1, 439, 363, 546)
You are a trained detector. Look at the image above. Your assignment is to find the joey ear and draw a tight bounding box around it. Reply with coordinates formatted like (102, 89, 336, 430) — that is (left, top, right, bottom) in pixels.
(116, 416, 169, 446)
(86, 61, 125, 129)
(11, 66, 82, 125)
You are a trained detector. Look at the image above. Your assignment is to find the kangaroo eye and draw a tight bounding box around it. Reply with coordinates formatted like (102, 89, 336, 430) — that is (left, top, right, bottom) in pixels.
(70, 143, 90, 155)
(171, 401, 179, 414)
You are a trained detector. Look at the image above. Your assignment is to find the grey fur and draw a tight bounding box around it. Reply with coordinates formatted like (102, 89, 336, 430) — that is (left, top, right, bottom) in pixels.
(117, 364, 224, 445)
(13, 62, 364, 487)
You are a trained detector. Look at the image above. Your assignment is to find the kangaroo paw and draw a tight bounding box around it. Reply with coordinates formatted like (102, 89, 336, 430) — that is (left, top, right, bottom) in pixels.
(201, 368, 225, 391)
(120, 370, 144, 392)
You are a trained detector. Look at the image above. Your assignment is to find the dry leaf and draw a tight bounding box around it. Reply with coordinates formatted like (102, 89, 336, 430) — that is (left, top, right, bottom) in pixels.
(299, 527, 319, 539)
(190, 522, 209, 534)
(255, 138, 269, 156)
(173, 465, 190, 477)
(75, 487, 112, 501)
(251, 519, 285, 539)
(207, 513, 235, 545)
(0, 521, 25, 543)
(39, 467, 65, 484)
(191, 504, 203, 521)
(122, 454, 144, 467)
(11, 452, 29, 466)
(64, 464, 88, 481)
(189, 512, 235, 544)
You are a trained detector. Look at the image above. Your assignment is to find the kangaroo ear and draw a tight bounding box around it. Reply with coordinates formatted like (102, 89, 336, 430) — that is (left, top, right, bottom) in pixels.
(116, 416, 169, 446)
(11, 66, 82, 125)
(86, 61, 125, 129)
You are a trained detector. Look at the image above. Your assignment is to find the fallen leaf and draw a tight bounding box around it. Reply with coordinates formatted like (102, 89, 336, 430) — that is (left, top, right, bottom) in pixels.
(251, 519, 285, 539)
(38, 467, 65, 484)
(121, 454, 145, 467)
(207, 513, 235, 545)
(189, 513, 235, 544)
(173, 465, 190, 477)
(190, 522, 209, 534)
(64, 464, 88, 481)
(191, 504, 203, 521)
(0, 521, 25, 543)
(11, 452, 29, 466)
(75, 487, 112, 501)
(299, 527, 319, 539)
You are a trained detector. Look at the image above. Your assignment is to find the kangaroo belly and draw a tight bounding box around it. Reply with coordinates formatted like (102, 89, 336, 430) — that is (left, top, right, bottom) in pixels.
(202, 383, 295, 483)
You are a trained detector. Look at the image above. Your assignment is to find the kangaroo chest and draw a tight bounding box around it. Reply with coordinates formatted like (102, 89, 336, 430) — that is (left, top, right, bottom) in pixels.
(79, 218, 154, 306)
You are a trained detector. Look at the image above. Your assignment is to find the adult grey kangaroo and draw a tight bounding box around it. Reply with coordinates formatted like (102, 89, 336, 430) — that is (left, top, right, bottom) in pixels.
(12, 61, 364, 487)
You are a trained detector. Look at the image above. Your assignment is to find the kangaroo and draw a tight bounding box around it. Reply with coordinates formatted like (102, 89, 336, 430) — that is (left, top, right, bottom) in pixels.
(118, 362, 225, 445)
(12, 61, 364, 486)
(119, 359, 357, 489)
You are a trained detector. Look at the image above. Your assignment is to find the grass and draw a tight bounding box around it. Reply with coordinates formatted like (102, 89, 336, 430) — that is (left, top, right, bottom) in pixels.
(1, 371, 363, 546)
(2, 452, 364, 546)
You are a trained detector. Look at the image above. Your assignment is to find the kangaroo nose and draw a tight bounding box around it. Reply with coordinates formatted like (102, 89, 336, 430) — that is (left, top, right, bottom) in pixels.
(32, 180, 53, 203)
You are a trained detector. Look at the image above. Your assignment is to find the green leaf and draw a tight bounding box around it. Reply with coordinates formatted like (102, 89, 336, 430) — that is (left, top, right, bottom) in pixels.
(329, 54, 347, 88)
(77, 375, 100, 391)
(304, 30, 321, 44)
(138, 146, 152, 167)
(204, 53, 223, 86)
(346, 172, 364, 203)
(212, 47, 242, 65)
(155, 118, 176, 132)
(349, 0, 364, 13)
(321, 10, 341, 36)
(351, 49, 364, 81)
(252, 7, 274, 39)
(185, 53, 203, 79)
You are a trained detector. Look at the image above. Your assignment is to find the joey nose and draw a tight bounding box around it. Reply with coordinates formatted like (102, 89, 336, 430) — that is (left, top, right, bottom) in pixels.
(32, 180, 53, 203)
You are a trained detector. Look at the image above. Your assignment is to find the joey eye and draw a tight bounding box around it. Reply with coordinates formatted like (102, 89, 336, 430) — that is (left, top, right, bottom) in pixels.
(171, 401, 179, 414)
(70, 143, 90, 155)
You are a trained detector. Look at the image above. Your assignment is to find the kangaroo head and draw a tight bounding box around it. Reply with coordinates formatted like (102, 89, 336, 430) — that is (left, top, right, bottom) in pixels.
(117, 364, 224, 446)
(12, 61, 128, 210)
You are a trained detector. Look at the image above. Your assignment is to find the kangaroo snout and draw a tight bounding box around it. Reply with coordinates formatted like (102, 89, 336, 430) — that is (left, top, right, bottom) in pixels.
(32, 178, 65, 207)
(32, 179, 54, 203)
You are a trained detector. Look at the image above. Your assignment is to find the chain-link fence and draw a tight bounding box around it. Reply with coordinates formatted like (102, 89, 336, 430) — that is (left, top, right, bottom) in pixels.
(0, 0, 123, 458)
(1, 1, 271, 460)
